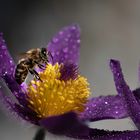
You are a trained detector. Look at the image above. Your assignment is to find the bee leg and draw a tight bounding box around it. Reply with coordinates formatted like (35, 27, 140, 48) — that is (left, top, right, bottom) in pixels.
(32, 69, 43, 82)
(38, 64, 46, 70)
(35, 61, 46, 70)
(48, 51, 53, 63)
(29, 69, 42, 82)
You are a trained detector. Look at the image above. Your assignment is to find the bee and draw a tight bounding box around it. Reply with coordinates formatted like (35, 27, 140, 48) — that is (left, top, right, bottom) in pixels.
(15, 48, 53, 85)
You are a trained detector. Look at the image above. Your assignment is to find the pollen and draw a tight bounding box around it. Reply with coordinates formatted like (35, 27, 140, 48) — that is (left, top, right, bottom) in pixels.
(27, 63, 90, 118)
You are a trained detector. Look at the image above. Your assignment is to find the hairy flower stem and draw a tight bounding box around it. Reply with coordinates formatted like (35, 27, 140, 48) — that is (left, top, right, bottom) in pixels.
(34, 128, 45, 140)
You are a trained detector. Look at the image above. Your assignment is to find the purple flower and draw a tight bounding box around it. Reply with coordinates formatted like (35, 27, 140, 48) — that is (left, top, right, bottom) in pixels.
(0, 25, 140, 140)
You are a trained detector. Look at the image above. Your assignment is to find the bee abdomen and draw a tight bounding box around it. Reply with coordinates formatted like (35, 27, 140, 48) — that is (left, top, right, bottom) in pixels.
(15, 63, 28, 84)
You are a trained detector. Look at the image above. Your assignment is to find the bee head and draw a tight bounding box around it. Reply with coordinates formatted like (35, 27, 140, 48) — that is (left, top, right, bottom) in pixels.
(40, 48, 53, 64)
(41, 48, 47, 56)
(40, 48, 48, 62)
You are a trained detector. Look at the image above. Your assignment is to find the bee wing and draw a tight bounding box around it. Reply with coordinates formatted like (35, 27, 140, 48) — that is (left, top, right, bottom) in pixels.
(18, 52, 29, 59)
(18, 49, 37, 58)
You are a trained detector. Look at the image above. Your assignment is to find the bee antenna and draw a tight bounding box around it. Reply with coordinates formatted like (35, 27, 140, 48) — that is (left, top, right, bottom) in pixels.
(48, 51, 53, 64)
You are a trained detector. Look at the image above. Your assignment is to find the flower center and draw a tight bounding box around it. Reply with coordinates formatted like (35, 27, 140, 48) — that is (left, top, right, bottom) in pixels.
(27, 63, 90, 118)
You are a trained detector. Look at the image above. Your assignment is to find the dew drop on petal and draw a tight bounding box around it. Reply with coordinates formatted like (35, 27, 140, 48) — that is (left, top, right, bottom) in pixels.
(77, 39, 80, 43)
(56, 51, 60, 56)
(52, 38, 58, 43)
(59, 31, 63, 35)
(1, 45, 6, 49)
(64, 55, 68, 59)
(65, 38, 69, 42)
(115, 111, 119, 114)
(9, 60, 13, 64)
(105, 101, 108, 105)
(72, 45, 76, 49)
(70, 51, 73, 54)
(67, 34, 71, 38)
(51, 52, 55, 57)
(71, 26, 76, 30)
(63, 48, 68, 53)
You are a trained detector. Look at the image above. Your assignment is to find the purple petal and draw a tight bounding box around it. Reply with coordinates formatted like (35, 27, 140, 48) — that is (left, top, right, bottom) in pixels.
(0, 33, 15, 76)
(39, 111, 140, 139)
(14, 103, 40, 125)
(80, 95, 128, 121)
(47, 24, 80, 65)
(39, 112, 89, 136)
(2, 74, 28, 107)
(110, 59, 140, 129)
(0, 34, 28, 106)
(94, 130, 140, 140)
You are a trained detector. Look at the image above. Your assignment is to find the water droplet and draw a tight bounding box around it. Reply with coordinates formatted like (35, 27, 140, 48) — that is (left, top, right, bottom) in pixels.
(56, 51, 60, 55)
(65, 55, 68, 59)
(59, 31, 63, 35)
(3, 71, 8, 76)
(115, 111, 119, 114)
(65, 38, 69, 42)
(77, 39, 80, 43)
(67, 34, 71, 38)
(73, 45, 76, 49)
(70, 51, 73, 54)
(9, 60, 13, 64)
(51, 52, 55, 57)
(89, 111, 92, 114)
(10, 68, 14, 72)
(53, 38, 58, 43)
(1, 45, 5, 49)
(63, 48, 68, 53)
(85, 107, 89, 111)
(71, 26, 76, 30)
(105, 101, 108, 105)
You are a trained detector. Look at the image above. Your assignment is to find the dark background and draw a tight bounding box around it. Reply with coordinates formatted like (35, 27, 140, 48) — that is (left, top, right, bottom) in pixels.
(0, 0, 140, 139)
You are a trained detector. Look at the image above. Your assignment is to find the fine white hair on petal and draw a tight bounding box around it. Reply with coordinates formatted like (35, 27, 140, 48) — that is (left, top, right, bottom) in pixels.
(45, 132, 76, 140)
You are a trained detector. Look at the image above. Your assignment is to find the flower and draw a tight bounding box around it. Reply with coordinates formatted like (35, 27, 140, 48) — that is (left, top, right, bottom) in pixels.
(0, 25, 140, 139)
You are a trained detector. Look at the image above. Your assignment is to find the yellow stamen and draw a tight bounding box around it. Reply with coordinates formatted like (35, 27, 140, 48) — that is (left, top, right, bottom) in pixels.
(27, 63, 90, 118)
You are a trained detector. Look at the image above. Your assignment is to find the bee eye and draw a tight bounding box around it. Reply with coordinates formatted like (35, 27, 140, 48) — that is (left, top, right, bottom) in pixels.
(41, 48, 47, 56)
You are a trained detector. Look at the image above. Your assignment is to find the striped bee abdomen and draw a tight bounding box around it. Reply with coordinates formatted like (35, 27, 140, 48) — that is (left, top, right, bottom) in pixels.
(15, 59, 31, 84)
